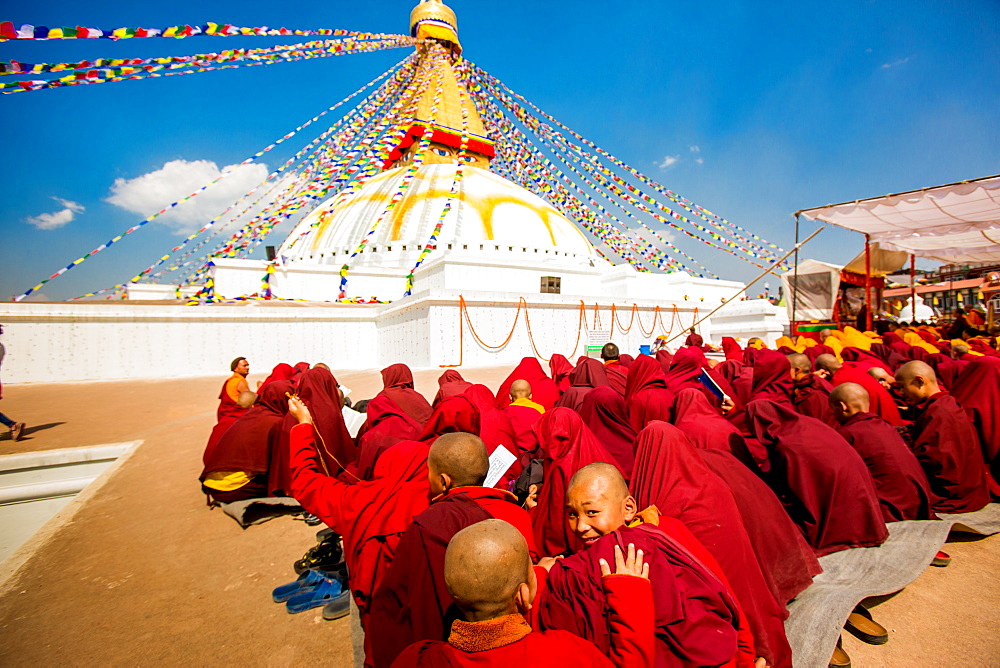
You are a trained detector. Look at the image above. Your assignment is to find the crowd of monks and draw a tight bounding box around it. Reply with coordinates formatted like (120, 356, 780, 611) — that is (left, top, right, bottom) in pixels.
(198, 321, 999, 668)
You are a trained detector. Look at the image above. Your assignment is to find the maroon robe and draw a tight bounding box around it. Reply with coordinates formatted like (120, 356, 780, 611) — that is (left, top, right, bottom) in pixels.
(577, 386, 637, 478)
(836, 412, 934, 522)
(496, 357, 561, 411)
(950, 357, 1000, 496)
(538, 523, 741, 667)
(672, 388, 747, 454)
(432, 370, 473, 406)
(549, 354, 575, 393)
(908, 392, 990, 513)
(662, 347, 712, 400)
(747, 400, 889, 556)
(792, 373, 838, 428)
(257, 363, 294, 391)
(554, 358, 608, 412)
(204, 375, 249, 457)
(379, 364, 433, 424)
(803, 344, 835, 365)
(354, 395, 423, 481)
(654, 349, 674, 373)
(271, 367, 355, 495)
(623, 354, 675, 432)
(503, 402, 543, 472)
(721, 337, 742, 361)
(841, 347, 893, 373)
(603, 360, 629, 396)
(418, 395, 480, 445)
(631, 422, 793, 667)
(462, 384, 518, 456)
(529, 408, 623, 557)
(369, 486, 536, 667)
(685, 331, 705, 348)
(832, 363, 905, 426)
(697, 448, 822, 606)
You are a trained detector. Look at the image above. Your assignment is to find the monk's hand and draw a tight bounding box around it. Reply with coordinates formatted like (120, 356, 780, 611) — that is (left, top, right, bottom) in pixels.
(287, 395, 313, 425)
(720, 396, 735, 414)
(600, 543, 649, 580)
(536, 556, 560, 572)
(754, 658, 769, 668)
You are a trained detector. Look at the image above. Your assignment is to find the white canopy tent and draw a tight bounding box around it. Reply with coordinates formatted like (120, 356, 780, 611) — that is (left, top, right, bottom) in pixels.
(795, 174, 1000, 263)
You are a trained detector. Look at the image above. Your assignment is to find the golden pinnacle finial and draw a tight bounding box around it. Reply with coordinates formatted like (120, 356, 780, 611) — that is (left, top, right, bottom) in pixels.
(409, 0, 461, 54)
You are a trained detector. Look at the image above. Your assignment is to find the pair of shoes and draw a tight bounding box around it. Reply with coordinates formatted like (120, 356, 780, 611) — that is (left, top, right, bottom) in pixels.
(844, 604, 888, 645)
(298, 512, 322, 526)
(272, 568, 332, 603)
(829, 635, 851, 668)
(931, 550, 951, 567)
(322, 591, 352, 620)
(293, 535, 344, 575)
(286, 577, 343, 614)
(10, 423, 25, 441)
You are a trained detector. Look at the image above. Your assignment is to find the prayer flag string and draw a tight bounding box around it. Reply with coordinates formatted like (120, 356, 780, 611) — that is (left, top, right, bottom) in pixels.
(0, 21, 405, 42)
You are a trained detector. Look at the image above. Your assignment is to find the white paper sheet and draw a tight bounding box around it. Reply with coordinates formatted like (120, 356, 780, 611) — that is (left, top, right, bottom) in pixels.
(484, 445, 517, 488)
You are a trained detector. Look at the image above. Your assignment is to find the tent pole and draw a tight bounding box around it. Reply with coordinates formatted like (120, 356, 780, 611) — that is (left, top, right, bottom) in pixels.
(792, 214, 800, 333)
(909, 254, 916, 323)
(864, 234, 873, 330)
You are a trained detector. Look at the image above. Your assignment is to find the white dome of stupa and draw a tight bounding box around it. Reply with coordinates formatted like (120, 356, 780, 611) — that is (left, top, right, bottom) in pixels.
(277, 162, 602, 270)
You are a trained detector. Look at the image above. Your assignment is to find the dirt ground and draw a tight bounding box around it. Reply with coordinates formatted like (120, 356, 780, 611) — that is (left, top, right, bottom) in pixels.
(0, 367, 997, 666)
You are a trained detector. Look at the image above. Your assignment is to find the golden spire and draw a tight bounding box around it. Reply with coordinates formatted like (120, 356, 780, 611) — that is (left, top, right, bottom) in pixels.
(409, 0, 461, 54)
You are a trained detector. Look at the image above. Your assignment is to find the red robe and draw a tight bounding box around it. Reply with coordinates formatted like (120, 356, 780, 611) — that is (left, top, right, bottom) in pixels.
(369, 486, 537, 667)
(836, 412, 934, 521)
(354, 396, 423, 480)
(503, 403, 543, 473)
(462, 385, 521, 486)
(673, 388, 747, 454)
(537, 522, 746, 667)
(393, 574, 654, 668)
(418, 395, 481, 445)
(950, 357, 1000, 497)
(832, 363, 905, 426)
(496, 357, 561, 410)
(623, 355, 675, 432)
(549, 354, 575, 393)
(908, 392, 990, 513)
(604, 361, 629, 396)
(379, 364, 433, 424)
(631, 422, 792, 667)
(578, 386, 637, 478)
(287, 426, 429, 666)
(433, 370, 473, 406)
(204, 374, 249, 456)
(555, 358, 609, 412)
(747, 400, 889, 556)
(792, 374, 838, 428)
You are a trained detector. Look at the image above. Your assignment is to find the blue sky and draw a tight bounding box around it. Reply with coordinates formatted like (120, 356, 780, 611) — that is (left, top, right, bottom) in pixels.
(2, 0, 999, 300)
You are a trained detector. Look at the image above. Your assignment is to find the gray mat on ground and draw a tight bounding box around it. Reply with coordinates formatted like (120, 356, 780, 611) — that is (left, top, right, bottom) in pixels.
(785, 520, 952, 668)
(938, 502, 1000, 536)
(219, 497, 303, 528)
(351, 596, 364, 668)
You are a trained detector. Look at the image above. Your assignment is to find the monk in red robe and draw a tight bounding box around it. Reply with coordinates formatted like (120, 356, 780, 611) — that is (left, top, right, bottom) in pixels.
(497, 357, 561, 410)
(200, 380, 293, 504)
(673, 388, 748, 454)
(631, 423, 793, 667)
(578, 386, 637, 478)
(393, 519, 655, 668)
(788, 353, 838, 428)
(378, 363, 433, 424)
(623, 354, 675, 431)
(684, 328, 705, 348)
(601, 343, 630, 396)
(829, 383, 934, 522)
(369, 432, 538, 667)
(503, 379, 545, 472)
(432, 370, 472, 406)
(530, 408, 623, 557)
(820, 354, 906, 426)
(950, 357, 1000, 497)
(417, 395, 480, 445)
(353, 395, 423, 480)
(204, 357, 255, 457)
(285, 396, 429, 667)
(536, 463, 751, 667)
(549, 354, 575, 393)
(662, 347, 716, 405)
(696, 448, 822, 607)
(270, 366, 356, 495)
(895, 361, 990, 512)
(257, 362, 295, 391)
(555, 358, 609, 412)
(722, 336, 743, 361)
(747, 400, 889, 556)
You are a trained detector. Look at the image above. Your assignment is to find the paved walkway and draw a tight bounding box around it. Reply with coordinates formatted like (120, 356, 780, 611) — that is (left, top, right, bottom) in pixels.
(0, 367, 997, 665)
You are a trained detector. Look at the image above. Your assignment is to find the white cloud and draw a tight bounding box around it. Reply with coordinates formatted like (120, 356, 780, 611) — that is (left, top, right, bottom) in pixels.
(881, 56, 911, 69)
(689, 145, 701, 153)
(695, 157, 704, 165)
(105, 159, 269, 234)
(658, 154, 680, 169)
(25, 197, 84, 230)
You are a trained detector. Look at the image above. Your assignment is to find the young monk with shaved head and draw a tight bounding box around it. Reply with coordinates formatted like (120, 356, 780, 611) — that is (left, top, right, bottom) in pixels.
(392, 519, 655, 667)
(895, 361, 990, 512)
(536, 463, 759, 667)
(829, 382, 933, 522)
(370, 432, 538, 667)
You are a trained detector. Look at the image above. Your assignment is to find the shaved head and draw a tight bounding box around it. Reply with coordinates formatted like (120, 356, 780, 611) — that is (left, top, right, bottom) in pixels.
(568, 462, 630, 501)
(428, 432, 489, 489)
(895, 360, 939, 405)
(445, 519, 532, 620)
(566, 463, 636, 544)
(814, 354, 841, 373)
(787, 353, 811, 373)
(601, 343, 619, 361)
(951, 343, 969, 358)
(509, 379, 532, 400)
(237, 391, 257, 408)
(313, 362, 331, 371)
(829, 382, 870, 415)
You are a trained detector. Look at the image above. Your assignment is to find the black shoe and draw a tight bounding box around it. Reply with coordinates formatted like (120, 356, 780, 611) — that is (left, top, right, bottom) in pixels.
(294, 535, 344, 575)
(301, 512, 322, 526)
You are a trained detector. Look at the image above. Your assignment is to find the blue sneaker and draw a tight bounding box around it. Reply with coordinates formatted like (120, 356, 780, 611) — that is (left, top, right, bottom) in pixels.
(271, 568, 329, 603)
